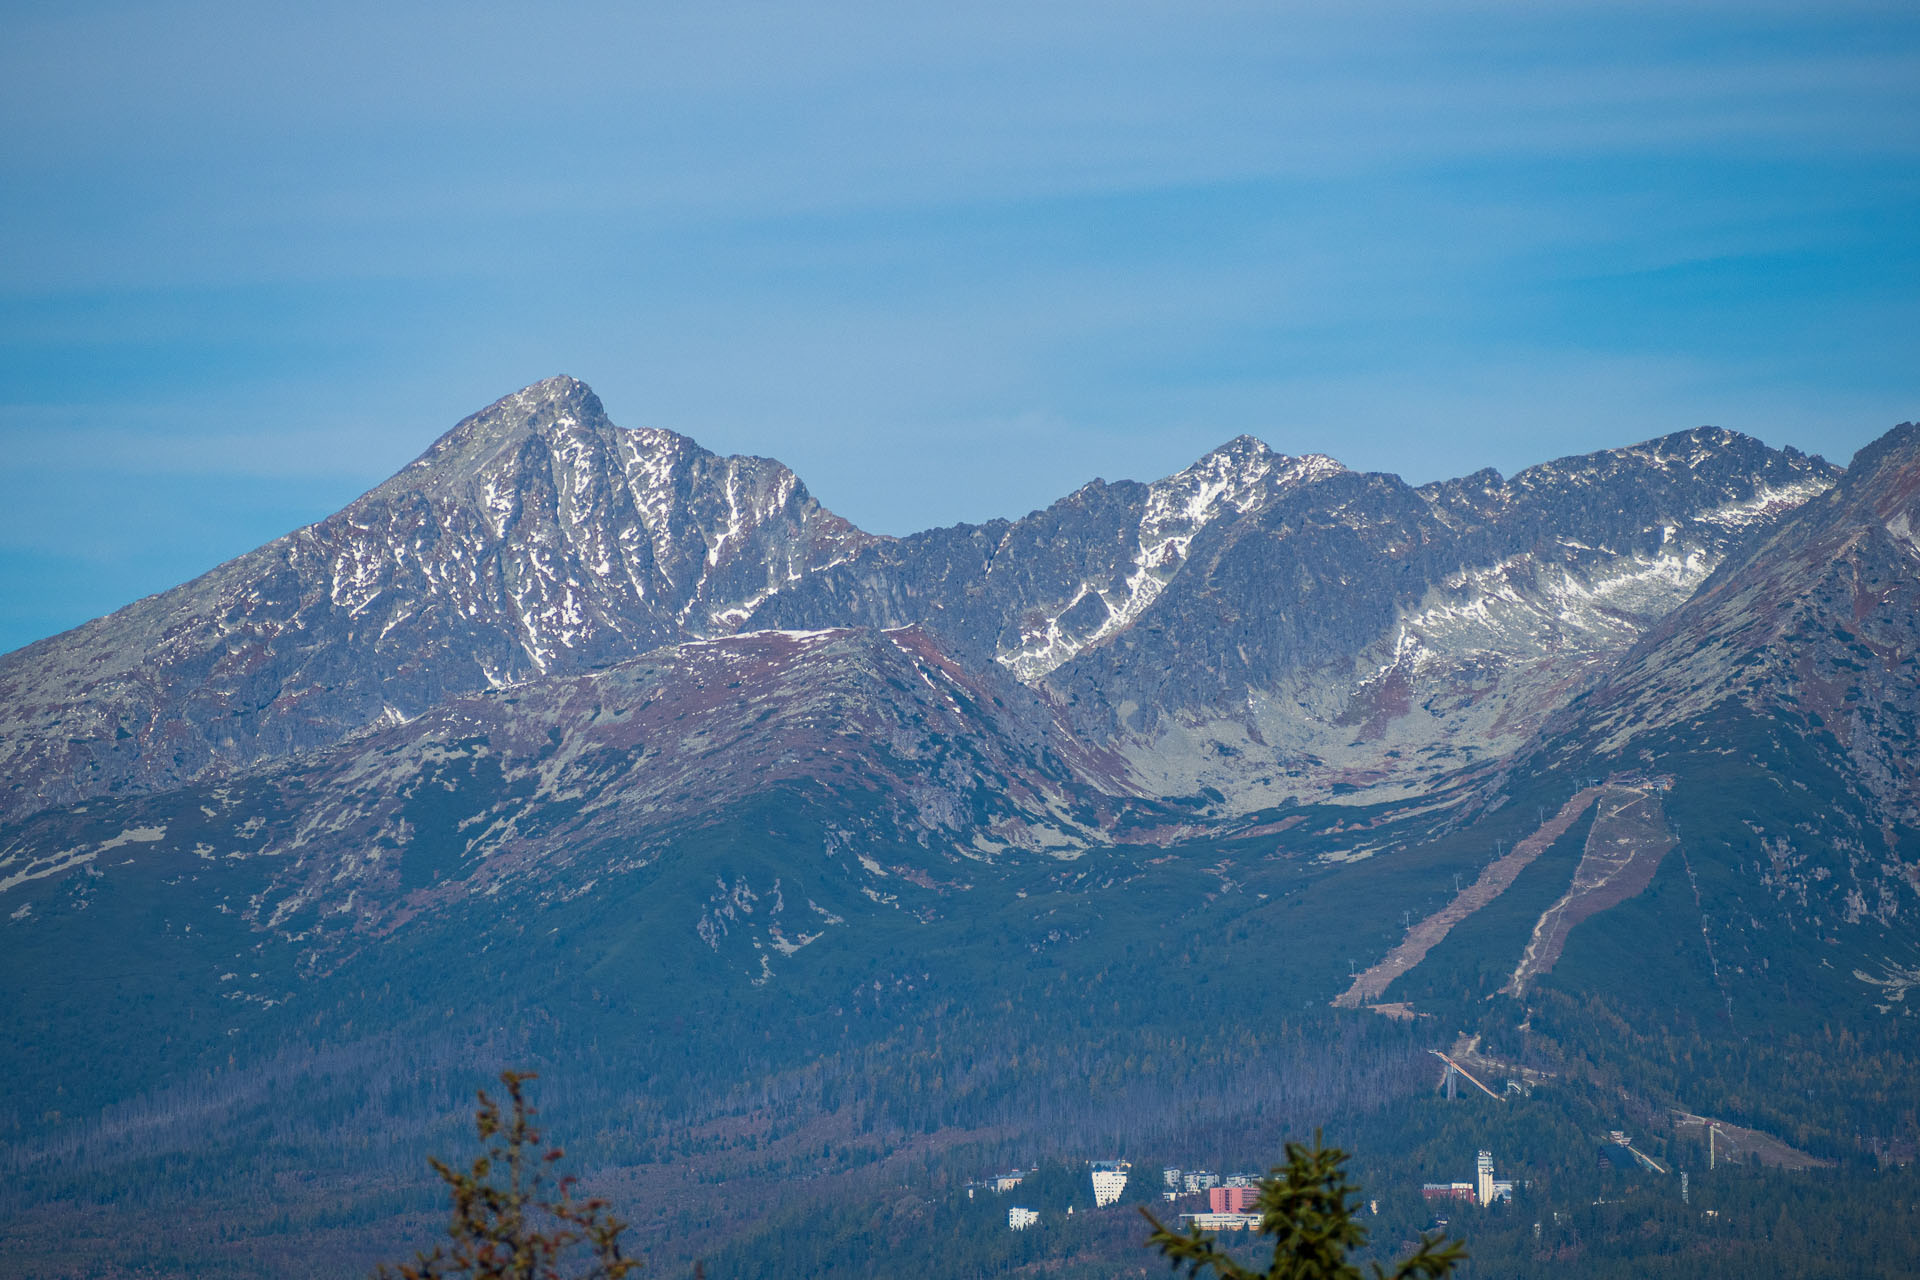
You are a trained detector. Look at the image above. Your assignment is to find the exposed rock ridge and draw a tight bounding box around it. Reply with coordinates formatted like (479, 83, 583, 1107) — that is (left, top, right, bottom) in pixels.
(1550, 422, 1920, 825)
(0, 380, 1844, 825)
(0, 377, 872, 822)
(1043, 428, 1836, 807)
(996, 437, 1348, 680)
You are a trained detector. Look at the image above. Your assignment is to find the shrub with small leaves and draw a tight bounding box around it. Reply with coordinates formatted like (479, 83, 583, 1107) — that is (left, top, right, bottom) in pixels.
(377, 1071, 640, 1280)
(1141, 1132, 1464, 1280)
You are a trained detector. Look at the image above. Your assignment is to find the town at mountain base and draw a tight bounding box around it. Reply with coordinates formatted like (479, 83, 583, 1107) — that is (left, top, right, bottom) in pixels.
(4, 378, 1918, 1278)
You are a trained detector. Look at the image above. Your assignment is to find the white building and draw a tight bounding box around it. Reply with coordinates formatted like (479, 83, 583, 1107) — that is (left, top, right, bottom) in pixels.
(1009, 1206, 1039, 1231)
(992, 1171, 1027, 1193)
(1183, 1170, 1220, 1194)
(1162, 1166, 1183, 1190)
(1091, 1161, 1131, 1207)
(1179, 1212, 1260, 1231)
(1476, 1151, 1495, 1208)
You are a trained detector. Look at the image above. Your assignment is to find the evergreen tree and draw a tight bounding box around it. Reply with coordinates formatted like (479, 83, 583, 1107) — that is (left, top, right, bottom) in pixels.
(377, 1071, 639, 1280)
(1142, 1133, 1464, 1280)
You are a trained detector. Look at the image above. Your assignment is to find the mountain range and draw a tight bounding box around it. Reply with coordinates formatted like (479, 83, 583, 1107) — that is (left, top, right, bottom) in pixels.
(5, 377, 1918, 1278)
(0, 376, 1840, 823)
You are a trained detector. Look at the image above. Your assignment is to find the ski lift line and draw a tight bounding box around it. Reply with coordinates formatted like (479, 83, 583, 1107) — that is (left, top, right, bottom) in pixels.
(1428, 1049, 1502, 1101)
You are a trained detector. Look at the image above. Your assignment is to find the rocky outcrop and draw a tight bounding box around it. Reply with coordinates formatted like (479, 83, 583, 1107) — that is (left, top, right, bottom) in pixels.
(0, 378, 872, 822)
(0, 378, 1838, 825)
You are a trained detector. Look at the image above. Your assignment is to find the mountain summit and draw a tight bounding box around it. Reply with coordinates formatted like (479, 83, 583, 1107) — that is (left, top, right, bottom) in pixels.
(9, 379, 1920, 1280)
(0, 380, 1840, 825)
(1548, 419, 1920, 827)
(0, 378, 871, 821)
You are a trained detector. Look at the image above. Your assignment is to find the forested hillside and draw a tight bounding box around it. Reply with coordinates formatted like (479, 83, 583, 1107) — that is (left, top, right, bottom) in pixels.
(4, 383, 1917, 1277)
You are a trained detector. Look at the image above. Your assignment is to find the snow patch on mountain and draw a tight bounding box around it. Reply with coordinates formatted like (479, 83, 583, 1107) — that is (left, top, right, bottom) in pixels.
(1696, 475, 1834, 529)
(998, 439, 1346, 681)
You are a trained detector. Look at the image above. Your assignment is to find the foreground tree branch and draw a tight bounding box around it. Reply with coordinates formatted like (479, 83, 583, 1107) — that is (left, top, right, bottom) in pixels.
(377, 1071, 640, 1280)
(1141, 1133, 1464, 1280)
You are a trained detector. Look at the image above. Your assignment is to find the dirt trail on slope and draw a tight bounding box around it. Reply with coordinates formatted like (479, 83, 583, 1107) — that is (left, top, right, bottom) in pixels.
(1502, 786, 1675, 996)
(1333, 787, 1604, 1008)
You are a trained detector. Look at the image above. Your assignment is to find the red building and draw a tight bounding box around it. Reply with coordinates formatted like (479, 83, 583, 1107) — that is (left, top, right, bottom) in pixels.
(1209, 1186, 1259, 1213)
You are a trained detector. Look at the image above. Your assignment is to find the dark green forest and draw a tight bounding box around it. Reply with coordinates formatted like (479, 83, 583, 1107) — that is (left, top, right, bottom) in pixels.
(5, 733, 1920, 1277)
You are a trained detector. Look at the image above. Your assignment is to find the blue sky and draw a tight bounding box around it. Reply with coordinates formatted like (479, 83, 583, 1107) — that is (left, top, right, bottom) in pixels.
(3, 0, 1917, 652)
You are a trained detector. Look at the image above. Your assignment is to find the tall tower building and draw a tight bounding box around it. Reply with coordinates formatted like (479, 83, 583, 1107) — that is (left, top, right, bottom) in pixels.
(1475, 1151, 1495, 1207)
(1091, 1162, 1131, 1207)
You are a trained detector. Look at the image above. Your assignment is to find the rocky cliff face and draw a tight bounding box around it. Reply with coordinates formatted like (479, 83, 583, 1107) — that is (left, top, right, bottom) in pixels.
(1514, 423, 1920, 971)
(1052, 429, 1834, 804)
(1556, 422, 1920, 815)
(749, 425, 1835, 805)
(0, 378, 872, 822)
(0, 377, 1839, 831)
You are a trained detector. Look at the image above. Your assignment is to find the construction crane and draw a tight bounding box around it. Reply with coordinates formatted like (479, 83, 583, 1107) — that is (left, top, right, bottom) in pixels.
(1430, 1049, 1503, 1101)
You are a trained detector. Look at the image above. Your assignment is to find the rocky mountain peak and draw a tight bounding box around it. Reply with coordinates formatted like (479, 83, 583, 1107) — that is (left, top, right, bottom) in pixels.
(1191, 432, 1276, 469)
(1160, 435, 1347, 511)
(1848, 419, 1920, 469)
(398, 375, 612, 488)
(0, 381, 1851, 828)
(1511, 425, 1786, 487)
(1541, 418, 1919, 808)
(974, 438, 1350, 684)
(0, 378, 874, 823)
(1132, 436, 1346, 581)
(1834, 421, 1920, 517)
